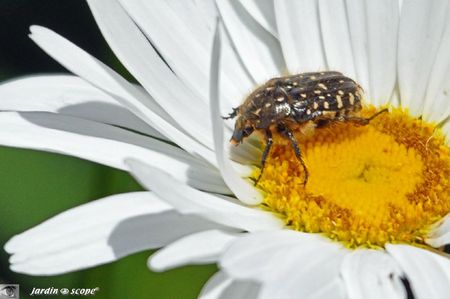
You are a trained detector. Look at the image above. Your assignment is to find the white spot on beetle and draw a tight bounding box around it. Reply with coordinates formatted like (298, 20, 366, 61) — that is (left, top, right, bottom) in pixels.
(318, 83, 327, 90)
(336, 95, 343, 108)
(349, 93, 355, 105)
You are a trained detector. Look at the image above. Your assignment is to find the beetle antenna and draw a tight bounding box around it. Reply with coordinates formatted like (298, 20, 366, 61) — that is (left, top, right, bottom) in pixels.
(222, 107, 238, 120)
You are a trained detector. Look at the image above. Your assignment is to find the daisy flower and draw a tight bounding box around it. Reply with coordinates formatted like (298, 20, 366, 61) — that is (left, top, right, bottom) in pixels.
(2, 0, 450, 298)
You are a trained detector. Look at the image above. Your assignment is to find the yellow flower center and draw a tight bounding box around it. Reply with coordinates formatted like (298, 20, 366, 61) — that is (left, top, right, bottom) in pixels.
(255, 107, 450, 248)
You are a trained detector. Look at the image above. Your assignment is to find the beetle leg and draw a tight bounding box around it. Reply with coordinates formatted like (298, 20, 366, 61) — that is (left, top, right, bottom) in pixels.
(255, 129, 273, 185)
(366, 108, 389, 121)
(315, 118, 335, 128)
(277, 123, 309, 186)
(344, 108, 388, 125)
(222, 107, 239, 120)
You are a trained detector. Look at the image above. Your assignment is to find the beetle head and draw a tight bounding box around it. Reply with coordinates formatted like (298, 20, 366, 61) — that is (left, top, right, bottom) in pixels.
(230, 116, 254, 145)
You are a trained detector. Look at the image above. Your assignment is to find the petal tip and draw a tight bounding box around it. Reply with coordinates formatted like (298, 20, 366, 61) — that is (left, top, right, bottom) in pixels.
(147, 255, 166, 273)
(29, 25, 46, 35)
(8, 253, 24, 264)
(4, 236, 19, 253)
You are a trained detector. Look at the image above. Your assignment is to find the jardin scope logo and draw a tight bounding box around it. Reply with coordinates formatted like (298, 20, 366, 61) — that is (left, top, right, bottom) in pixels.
(0, 284, 19, 299)
(30, 287, 99, 296)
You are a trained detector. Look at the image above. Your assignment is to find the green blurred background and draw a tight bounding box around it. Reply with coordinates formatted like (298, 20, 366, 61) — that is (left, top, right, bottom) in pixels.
(0, 1, 216, 298)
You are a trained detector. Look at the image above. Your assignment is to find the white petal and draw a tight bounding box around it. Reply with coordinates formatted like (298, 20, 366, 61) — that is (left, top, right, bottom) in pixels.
(386, 244, 450, 299)
(345, 0, 370, 94)
(398, 0, 450, 116)
(0, 74, 161, 138)
(118, 0, 210, 102)
(149, 230, 238, 272)
(216, 0, 284, 83)
(426, 214, 450, 247)
(341, 249, 406, 299)
(218, 22, 256, 114)
(6, 192, 170, 255)
(220, 230, 344, 282)
(28, 27, 173, 128)
(346, 0, 399, 106)
(29, 25, 217, 165)
(443, 121, 450, 146)
(6, 192, 224, 275)
(221, 231, 308, 281)
(390, 84, 402, 107)
(126, 158, 284, 232)
(220, 231, 347, 299)
(258, 249, 346, 299)
(87, 0, 214, 149)
(217, 281, 260, 299)
(240, 0, 277, 37)
(210, 23, 263, 205)
(422, 10, 450, 122)
(275, 0, 326, 74)
(189, 0, 256, 113)
(199, 272, 233, 299)
(118, 0, 251, 111)
(318, 0, 356, 78)
(214, 24, 257, 125)
(365, 0, 399, 106)
(228, 137, 263, 166)
(0, 111, 228, 193)
(308, 278, 346, 299)
(199, 272, 261, 299)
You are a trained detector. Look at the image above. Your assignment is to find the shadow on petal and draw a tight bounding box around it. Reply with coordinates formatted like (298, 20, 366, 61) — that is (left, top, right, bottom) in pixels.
(58, 101, 159, 136)
(108, 211, 227, 259)
(13, 111, 229, 193)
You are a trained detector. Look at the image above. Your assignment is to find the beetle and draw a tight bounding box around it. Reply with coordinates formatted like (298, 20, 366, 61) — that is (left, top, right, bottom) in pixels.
(224, 71, 387, 186)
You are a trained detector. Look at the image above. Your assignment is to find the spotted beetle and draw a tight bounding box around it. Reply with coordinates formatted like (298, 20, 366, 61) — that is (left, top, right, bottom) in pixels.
(224, 71, 387, 186)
